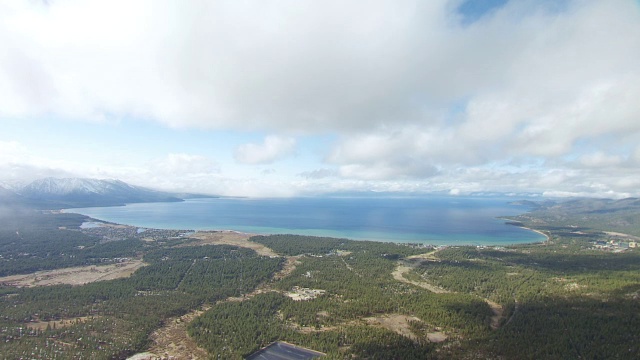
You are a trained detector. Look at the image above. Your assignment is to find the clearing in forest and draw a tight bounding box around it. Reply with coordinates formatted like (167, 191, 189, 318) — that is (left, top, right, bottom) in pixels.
(392, 251, 450, 294)
(363, 314, 423, 341)
(0, 260, 146, 288)
(142, 306, 211, 360)
(363, 314, 449, 343)
(187, 231, 279, 257)
(26, 316, 97, 331)
(392, 251, 505, 330)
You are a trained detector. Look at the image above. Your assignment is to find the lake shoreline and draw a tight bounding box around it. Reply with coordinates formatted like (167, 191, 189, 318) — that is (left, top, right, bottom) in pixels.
(70, 213, 548, 247)
(65, 197, 547, 246)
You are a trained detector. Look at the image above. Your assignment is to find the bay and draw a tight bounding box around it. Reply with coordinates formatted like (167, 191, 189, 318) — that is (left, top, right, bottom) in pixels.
(66, 196, 545, 245)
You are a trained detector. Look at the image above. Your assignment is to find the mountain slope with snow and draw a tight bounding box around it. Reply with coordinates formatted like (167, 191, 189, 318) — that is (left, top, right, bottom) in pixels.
(16, 178, 184, 208)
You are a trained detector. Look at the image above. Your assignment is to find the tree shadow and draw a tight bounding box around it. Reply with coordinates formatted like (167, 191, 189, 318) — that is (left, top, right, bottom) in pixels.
(474, 294, 640, 359)
(480, 249, 640, 274)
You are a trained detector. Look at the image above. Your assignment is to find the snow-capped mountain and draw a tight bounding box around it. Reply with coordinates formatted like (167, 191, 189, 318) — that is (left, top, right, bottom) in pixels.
(22, 178, 137, 196)
(15, 177, 183, 208)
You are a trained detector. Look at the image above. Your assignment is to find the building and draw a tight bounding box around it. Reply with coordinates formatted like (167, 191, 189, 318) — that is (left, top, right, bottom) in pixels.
(245, 341, 325, 360)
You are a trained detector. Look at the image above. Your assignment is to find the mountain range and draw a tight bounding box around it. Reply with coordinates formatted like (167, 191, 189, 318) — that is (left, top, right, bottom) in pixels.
(0, 177, 203, 209)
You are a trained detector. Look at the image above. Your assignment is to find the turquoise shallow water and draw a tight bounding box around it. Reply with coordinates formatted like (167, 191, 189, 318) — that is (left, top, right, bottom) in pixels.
(66, 196, 545, 245)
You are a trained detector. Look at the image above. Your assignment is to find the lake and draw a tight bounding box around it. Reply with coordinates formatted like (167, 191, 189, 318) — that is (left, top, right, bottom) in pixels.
(66, 196, 545, 245)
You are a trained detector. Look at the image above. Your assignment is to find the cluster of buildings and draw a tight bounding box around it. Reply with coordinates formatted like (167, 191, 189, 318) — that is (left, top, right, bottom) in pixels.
(79, 222, 192, 243)
(592, 239, 637, 252)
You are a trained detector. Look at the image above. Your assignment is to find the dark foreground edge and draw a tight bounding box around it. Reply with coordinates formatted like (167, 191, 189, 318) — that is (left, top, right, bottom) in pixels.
(245, 341, 325, 360)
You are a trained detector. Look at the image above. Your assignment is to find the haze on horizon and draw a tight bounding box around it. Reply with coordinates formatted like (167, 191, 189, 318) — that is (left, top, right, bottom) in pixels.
(1, 0, 640, 198)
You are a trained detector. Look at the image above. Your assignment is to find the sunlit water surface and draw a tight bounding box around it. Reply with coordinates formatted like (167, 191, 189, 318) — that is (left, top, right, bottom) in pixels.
(67, 196, 545, 245)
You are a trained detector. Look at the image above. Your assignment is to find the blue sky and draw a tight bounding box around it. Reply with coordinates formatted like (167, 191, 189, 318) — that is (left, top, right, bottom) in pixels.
(457, 0, 509, 24)
(1, 0, 640, 198)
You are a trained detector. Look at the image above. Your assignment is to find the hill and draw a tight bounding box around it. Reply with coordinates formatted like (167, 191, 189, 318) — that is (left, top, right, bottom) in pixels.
(3, 177, 200, 209)
(510, 197, 640, 236)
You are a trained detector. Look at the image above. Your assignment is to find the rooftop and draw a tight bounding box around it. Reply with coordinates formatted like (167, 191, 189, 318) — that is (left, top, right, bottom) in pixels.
(245, 341, 325, 360)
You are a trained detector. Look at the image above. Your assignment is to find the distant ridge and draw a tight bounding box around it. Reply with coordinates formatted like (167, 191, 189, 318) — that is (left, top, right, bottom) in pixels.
(4, 177, 200, 209)
(541, 197, 640, 214)
(509, 197, 640, 237)
(0, 184, 20, 205)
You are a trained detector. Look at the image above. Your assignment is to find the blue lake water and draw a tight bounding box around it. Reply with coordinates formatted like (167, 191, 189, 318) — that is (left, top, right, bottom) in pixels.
(66, 196, 545, 245)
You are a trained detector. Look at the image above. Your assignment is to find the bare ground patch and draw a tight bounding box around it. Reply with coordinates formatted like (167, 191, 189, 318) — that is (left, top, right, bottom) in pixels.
(604, 231, 640, 240)
(406, 250, 441, 262)
(363, 314, 423, 341)
(144, 306, 211, 360)
(0, 260, 146, 288)
(288, 314, 449, 344)
(188, 231, 279, 257)
(484, 299, 504, 330)
(426, 331, 448, 343)
(126, 353, 160, 360)
(392, 250, 450, 294)
(392, 263, 450, 294)
(392, 251, 506, 330)
(26, 316, 97, 331)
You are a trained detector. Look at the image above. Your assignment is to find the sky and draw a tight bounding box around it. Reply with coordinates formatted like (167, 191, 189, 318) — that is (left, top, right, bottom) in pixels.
(1, 0, 640, 198)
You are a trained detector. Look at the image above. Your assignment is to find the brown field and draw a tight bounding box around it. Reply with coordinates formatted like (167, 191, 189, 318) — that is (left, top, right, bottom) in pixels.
(187, 231, 279, 257)
(392, 263, 451, 293)
(143, 306, 211, 360)
(288, 313, 448, 343)
(363, 314, 424, 341)
(27, 316, 97, 331)
(604, 231, 640, 240)
(427, 331, 448, 343)
(0, 260, 146, 288)
(484, 299, 504, 330)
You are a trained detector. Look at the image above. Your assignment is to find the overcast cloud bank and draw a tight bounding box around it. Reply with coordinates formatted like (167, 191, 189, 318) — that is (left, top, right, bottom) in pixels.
(1, 0, 639, 198)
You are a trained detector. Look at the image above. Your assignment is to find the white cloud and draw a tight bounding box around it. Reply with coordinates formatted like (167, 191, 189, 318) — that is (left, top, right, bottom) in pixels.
(0, 141, 78, 184)
(0, 140, 27, 162)
(633, 146, 640, 163)
(2, 0, 635, 134)
(1, 0, 639, 197)
(0, 163, 75, 187)
(83, 153, 222, 194)
(235, 136, 296, 165)
(153, 153, 219, 176)
(579, 152, 623, 168)
(298, 168, 338, 179)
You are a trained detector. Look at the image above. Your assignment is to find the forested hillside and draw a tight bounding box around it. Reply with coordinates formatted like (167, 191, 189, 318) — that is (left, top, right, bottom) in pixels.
(0, 211, 281, 359)
(0, 203, 638, 359)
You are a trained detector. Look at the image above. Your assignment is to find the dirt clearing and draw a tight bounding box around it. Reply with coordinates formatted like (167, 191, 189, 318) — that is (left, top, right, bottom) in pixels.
(143, 306, 211, 360)
(485, 299, 504, 330)
(392, 263, 450, 294)
(364, 314, 422, 341)
(427, 331, 448, 342)
(188, 231, 279, 257)
(392, 251, 506, 330)
(0, 260, 146, 287)
(392, 250, 450, 294)
(27, 316, 97, 331)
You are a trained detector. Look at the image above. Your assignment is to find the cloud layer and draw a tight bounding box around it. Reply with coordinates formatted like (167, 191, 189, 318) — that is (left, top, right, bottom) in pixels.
(0, 0, 639, 197)
(235, 136, 296, 164)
